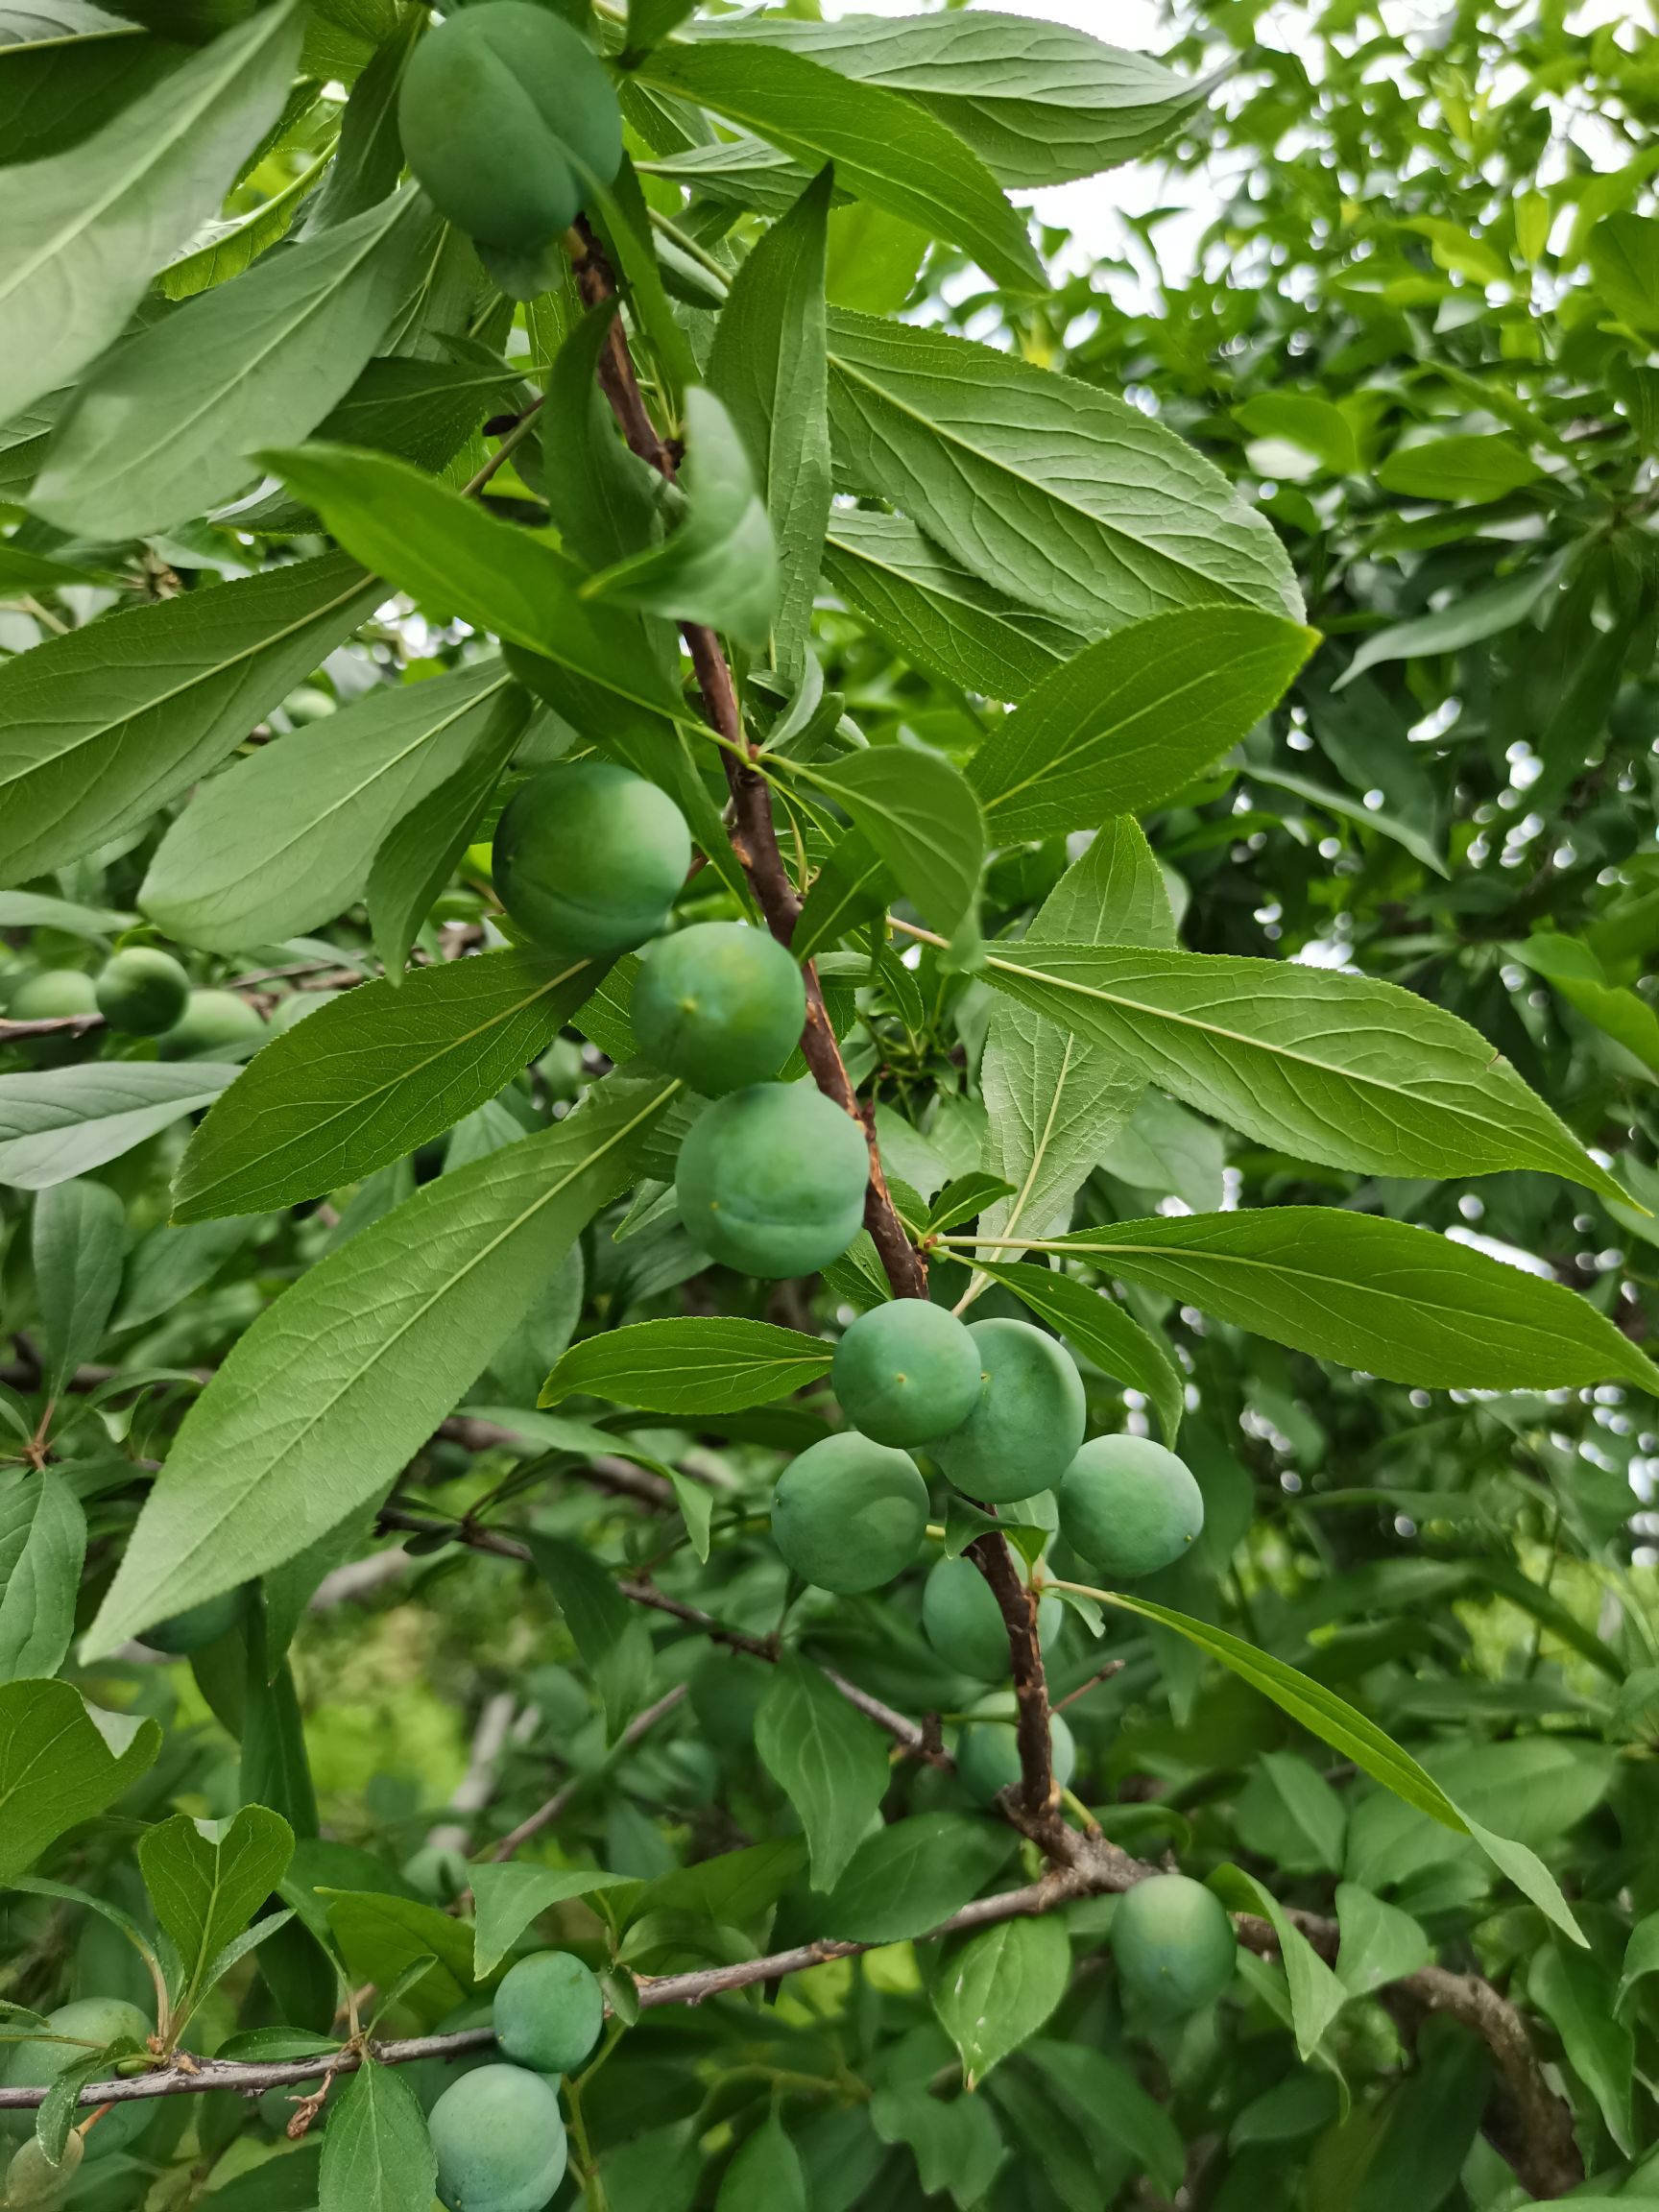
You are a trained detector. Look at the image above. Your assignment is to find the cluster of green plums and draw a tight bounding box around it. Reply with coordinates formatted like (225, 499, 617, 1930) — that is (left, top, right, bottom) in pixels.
(428, 1949, 602, 2212)
(2, 1996, 156, 2200)
(4, 946, 265, 1062)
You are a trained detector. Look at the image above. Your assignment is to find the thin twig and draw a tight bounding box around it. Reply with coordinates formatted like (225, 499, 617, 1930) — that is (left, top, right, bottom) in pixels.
(488, 1683, 689, 1862)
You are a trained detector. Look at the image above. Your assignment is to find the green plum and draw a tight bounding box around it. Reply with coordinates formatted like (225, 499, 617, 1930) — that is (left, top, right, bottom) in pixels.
(770, 1432, 929, 1593)
(955, 1695, 1076, 1806)
(631, 922, 805, 1094)
(5, 2000, 153, 2161)
(832, 1300, 981, 1448)
(932, 1319, 1085, 1503)
(1058, 1435, 1204, 1579)
(1111, 1874, 1237, 2015)
(921, 1555, 1062, 1681)
(94, 949, 189, 1036)
(429, 2062, 567, 2212)
(156, 989, 264, 1060)
(675, 1081, 868, 1277)
(492, 762, 689, 959)
(493, 1952, 603, 2076)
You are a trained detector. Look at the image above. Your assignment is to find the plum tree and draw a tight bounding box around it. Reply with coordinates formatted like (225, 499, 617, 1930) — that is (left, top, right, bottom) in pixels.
(141, 1592, 240, 1653)
(770, 1432, 929, 1594)
(428, 2063, 567, 2212)
(921, 1555, 1061, 1682)
(492, 763, 690, 960)
(4, 2001, 154, 2161)
(1111, 1875, 1238, 2017)
(674, 1082, 868, 1277)
(932, 1321, 1086, 1503)
(1059, 1436, 1205, 1579)
(399, 5, 622, 295)
(831, 1301, 982, 1448)
(94, 947, 188, 1036)
(492, 1952, 603, 2078)
(955, 1698, 1076, 1806)
(156, 989, 264, 1060)
(631, 922, 805, 1095)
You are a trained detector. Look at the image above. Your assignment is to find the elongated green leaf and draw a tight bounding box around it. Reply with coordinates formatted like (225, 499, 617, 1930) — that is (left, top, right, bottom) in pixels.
(1333, 1882, 1431, 1998)
(1212, 1864, 1344, 2061)
(1508, 930, 1659, 1078)
(718, 2114, 806, 2212)
(173, 949, 601, 1219)
(84, 1073, 678, 1655)
(823, 509, 1082, 700)
(808, 746, 985, 934)
(0, 0, 301, 421)
(157, 147, 329, 301)
(820, 1813, 1014, 1943)
(1590, 209, 1659, 331)
(698, 12, 1218, 188)
(32, 1176, 124, 1388)
(640, 43, 1044, 296)
(0, 6, 180, 173)
(0, 1061, 237, 1190)
(755, 1654, 890, 1891)
(1028, 1208, 1659, 1394)
(1091, 1589, 1585, 1942)
(320, 2057, 436, 2212)
(138, 1804, 294, 2007)
(35, 186, 440, 538)
(1336, 562, 1555, 687)
(968, 607, 1318, 838)
(828, 310, 1302, 633)
(933, 1914, 1070, 2087)
(541, 1316, 831, 1414)
(970, 1261, 1181, 1443)
(0, 892, 131, 937)
(1376, 432, 1541, 504)
(264, 443, 685, 721)
(0, 1679, 160, 1880)
(471, 1864, 632, 1980)
(709, 167, 831, 680)
(0, 549, 381, 887)
(0, 1470, 85, 1684)
(584, 386, 780, 649)
(1530, 1943, 1633, 2152)
(979, 939, 1622, 1199)
(325, 1889, 474, 2022)
(528, 1533, 654, 1742)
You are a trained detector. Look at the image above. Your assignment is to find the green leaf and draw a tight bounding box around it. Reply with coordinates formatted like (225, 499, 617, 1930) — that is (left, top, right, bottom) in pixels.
(717, 2113, 806, 2212)
(1089, 1590, 1585, 1943)
(970, 1259, 1181, 1443)
(541, 1316, 831, 1414)
(0, 549, 381, 887)
(0, 6, 180, 173)
(828, 309, 1302, 634)
(138, 1804, 294, 2008)
(583, 385, 780, 650)
(1376, 433, 1541, 504)
(1617, 1911, 1659, 2010)
(823, 509, 1082, 700)
(0, 892, 132, 938)
(978, 939, 1623, 1200)
(0, 1470, 85, 1685)
(709, 166, 832, 680)
(1590, 210, 1659, 331)
(143, 660, 521, 954)
(870, 2087, 1004, 2211)
(319, 2056, 436, 2212)
(528, 1533, 655, 1743)
(300, 11, 415, 235)
(366, 683, 528, 976)
(1212, 1864, 1345, 2061)
(933, 1914, 1070, 2087)
(1234, 392, 1358, 474)
(1530, 1942, 1633, 2152)
(31, 1175, 124, 1388)
(260, 444, 685, 722)
(0, 1679, 160, 1881)
(820, 1813, 1014, 1943)
(1507, 931, 1659, 1078)
(470, 1863, 632, 1980)
(84, 1074, 678, 1655)
(33, 186, 441, 538)
(1032, 1208, 1659, 1394)
(755, 1654, 891, 1892)
(639, 43, 1045, 297)
(325, 1889, 474, 2022)
(1335, 561, 1556, 688)
(696, 12, 1217, 188)
(0, 0, 302, 422)
(1333, 1882, 1431, 1998)
(806, 745, 985, 935)
(628, 0, 697, 46)
(173, 948, 602, 1219)
(156, 145, 331, 301)
(1025, 2041, 1185, 2199)
(0, 1061, 237, 1190)
(967, 607, 1318, 840)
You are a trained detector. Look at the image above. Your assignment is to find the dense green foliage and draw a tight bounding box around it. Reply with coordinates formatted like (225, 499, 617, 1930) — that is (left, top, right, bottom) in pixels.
(2, 0, 1659, 2206)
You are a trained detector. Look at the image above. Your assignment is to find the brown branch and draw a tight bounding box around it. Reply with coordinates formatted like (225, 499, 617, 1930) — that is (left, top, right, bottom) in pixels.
(967, 1531, 1058, 1829)
(0, 1014, 106, 1043)
(487, 1683, 689, 1863)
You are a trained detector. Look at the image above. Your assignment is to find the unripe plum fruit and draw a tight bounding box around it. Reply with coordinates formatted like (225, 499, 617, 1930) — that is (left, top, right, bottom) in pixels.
(955, 1696, 1075, 1806)
(4, 2128, 84, 2203)
(5, 2000, 154, 2160)
(8, 971, 97, 1021)
(770, 1432, 928, 1594)
(399, 5, 621, 257)
(631, 923, 805, 1095)
(141, 1591, 241, 1653)
(493, 1951, 603, 2077)
(932, 1319, 1085, 1503)
(492, 762, 690, 961)
(429, 2062, 566, 2212)
(1111, 1873, 1237, 2015)
(832, 1301, 981, 1448)
(674, 1081, 867, 1278)
(1058, 1435, 1204, 1579)
(156, 989, 264, 1060)
(94, 949, 189, 1037)
(921, 1555, 1061, 1682)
